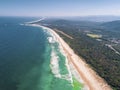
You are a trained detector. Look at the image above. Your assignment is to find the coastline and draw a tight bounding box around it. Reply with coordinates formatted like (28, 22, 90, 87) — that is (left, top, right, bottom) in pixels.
(27, 23, 112, 90)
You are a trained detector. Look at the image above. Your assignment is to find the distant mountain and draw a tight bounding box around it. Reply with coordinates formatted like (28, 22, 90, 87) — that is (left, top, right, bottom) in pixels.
(39, 19, 100, 27)
(60, 16, 120, 22)
(36, 18, 120, 33)
(101, 20, 120, 27)
(101, 20, 120, 32)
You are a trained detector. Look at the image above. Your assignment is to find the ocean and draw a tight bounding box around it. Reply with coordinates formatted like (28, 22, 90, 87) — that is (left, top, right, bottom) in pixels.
(0, 17, 83, 90)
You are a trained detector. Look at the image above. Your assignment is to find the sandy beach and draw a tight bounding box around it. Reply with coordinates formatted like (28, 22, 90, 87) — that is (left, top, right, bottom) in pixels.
(28, 23, 112, 90)
(44, 26, 113, 90)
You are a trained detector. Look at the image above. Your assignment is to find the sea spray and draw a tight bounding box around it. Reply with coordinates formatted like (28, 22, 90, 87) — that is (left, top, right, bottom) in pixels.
(47, 33, 73, 81)
(26, 24, 86, 90)
(45, 29, 73, 90)
(50, 46, 61, 78)
(41, 25, 86, 90)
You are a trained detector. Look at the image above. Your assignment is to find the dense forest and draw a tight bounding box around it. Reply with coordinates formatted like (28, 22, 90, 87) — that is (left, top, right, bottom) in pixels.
(34, 19, 120, 90)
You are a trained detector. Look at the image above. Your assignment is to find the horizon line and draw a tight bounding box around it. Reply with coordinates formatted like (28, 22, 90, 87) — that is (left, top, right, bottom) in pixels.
(0, 15, 120, 17)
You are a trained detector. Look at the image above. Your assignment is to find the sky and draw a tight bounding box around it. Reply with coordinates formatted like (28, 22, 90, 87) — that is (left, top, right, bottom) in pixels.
(0, 0, 120, 17)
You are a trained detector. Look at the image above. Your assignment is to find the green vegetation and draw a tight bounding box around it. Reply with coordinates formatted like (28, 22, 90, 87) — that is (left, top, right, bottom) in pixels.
(35, 19, 120, 90)
(73, 78, 83, 90)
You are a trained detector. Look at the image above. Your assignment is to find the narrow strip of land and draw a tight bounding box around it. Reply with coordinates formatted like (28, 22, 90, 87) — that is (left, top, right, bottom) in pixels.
(54, 28, 73, 39)
(49, 26, 112, 90)
(29, 23, 112, 90)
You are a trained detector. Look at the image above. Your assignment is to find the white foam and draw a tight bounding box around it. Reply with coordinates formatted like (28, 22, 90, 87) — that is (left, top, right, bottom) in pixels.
(50, 49, 61, 78)
(48, 34, 73, 83)
(44, 25, 87, 87)
(46, 31, 73, 83)
(25, 23, 86, 88)
(47, 37, 55, 43)
(50, 48, 73, 83)
(37, 24, 75, 83)
(25, 17, 45, 24)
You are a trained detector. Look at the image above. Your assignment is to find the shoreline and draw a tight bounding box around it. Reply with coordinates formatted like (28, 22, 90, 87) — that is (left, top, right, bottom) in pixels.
(27, 23, 112, 90)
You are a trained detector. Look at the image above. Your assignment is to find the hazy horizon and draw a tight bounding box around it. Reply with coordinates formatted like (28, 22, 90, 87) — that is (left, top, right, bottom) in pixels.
(0, 0, 120, 17)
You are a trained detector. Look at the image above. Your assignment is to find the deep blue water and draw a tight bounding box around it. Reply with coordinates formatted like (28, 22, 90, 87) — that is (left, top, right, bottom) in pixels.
(0, 17, 49, 90)
(0, 17, 82, 90)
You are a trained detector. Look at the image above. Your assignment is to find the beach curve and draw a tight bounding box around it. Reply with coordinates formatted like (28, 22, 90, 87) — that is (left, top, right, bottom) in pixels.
(26, 23, 112, 90)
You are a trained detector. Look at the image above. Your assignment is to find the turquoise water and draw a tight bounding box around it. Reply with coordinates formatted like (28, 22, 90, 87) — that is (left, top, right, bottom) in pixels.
(0, 17, 83, 90)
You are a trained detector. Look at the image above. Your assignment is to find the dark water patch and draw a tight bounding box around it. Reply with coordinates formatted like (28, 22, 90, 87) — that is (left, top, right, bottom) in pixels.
(0, 17, 48, 90)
